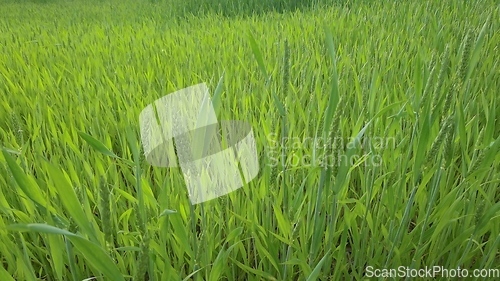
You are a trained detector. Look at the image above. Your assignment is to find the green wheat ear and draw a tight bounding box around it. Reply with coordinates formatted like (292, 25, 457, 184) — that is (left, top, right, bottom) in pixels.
(426, 115, 453, 164)
(468, 147, 486, 176)
(134, 234, 150, 280)
(282, 39, 290, 98)
(430, 45, 450, 117)
(442, 30, 474, 120)
(442, 116, 456, 167)
(458, 29, 474, 84)
(474, 199, 485, 228)
(441, 77, 455, 121)
(419, 51, 437, 115)
(327, 96, 343, 171)
(474, 127, 485, 150)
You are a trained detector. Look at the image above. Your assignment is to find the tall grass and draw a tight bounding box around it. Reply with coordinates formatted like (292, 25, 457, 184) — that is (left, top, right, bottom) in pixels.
(0, 0, 499, 280)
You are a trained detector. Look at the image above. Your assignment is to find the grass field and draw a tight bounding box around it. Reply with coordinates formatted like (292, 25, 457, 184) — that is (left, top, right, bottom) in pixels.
(0, 0, 499, 280)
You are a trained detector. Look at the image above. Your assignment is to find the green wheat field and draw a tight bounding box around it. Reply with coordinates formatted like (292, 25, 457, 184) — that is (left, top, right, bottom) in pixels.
(0, 0, 499, 280)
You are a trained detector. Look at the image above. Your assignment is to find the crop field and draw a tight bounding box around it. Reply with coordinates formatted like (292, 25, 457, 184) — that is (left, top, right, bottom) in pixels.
(0, 0, 499, 280)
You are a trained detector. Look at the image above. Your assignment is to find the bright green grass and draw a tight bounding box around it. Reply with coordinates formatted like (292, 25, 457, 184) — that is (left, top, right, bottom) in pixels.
(0, 0, 499, 280)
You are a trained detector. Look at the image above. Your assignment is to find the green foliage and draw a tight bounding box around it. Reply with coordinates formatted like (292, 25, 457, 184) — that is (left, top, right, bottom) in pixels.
(0, 0, 499, 280)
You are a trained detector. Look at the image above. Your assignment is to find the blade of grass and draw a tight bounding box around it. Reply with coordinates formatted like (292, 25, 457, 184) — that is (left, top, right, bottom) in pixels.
(44, 161, 98, 242)
(7, 223, 125, 281)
